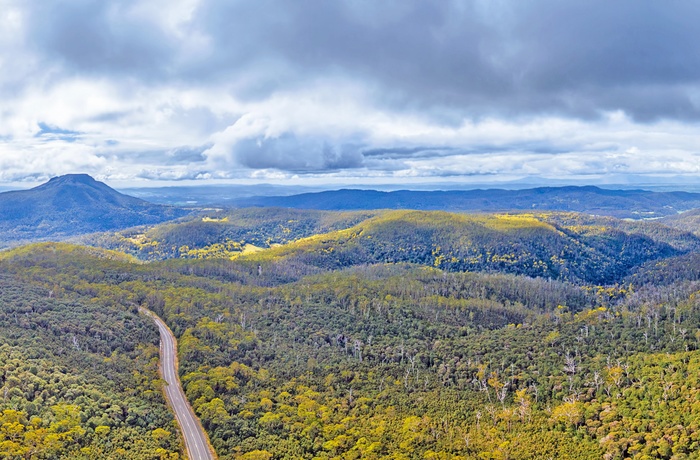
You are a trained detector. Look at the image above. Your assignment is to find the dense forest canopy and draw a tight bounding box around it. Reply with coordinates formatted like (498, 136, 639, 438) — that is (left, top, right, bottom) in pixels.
(2, 208, 700, 459)
(0, 275, 182, 459)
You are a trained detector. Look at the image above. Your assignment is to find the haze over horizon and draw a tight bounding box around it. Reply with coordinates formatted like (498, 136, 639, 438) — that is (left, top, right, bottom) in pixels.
(2, 1, 700, 187)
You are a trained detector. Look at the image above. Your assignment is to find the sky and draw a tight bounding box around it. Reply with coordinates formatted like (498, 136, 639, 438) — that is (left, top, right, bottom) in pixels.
(2, 0, 700, 188)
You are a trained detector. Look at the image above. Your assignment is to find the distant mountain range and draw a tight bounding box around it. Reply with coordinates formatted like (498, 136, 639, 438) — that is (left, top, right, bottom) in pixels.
(1, 175, 700, 248)
(233, 186, 700, 219)
(0, 174, 188, 246)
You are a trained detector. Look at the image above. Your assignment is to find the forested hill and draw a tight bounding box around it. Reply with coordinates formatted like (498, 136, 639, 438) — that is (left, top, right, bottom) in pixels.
(233, 186, 700, 219)
(76, 208, 382, 260)
(0, 174, 188, 246)
(1, 203, 700, 458)
(239, 210, 700, 285)
(2, 235, 700, 458)
(4, 199, 700, 458)
(661, 207, 700, 235)
(0, 273, 182, 458)
(77, 208, 700, 286)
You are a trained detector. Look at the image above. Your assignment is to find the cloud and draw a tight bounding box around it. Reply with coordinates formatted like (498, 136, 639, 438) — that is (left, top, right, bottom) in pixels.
(165, 144, 211, 164)
(230, 134, 365, 172)
(177, 0, 700, 121)
(17, 0, 700, 120)
(2, 0, 700, 185)
(99, 144, 211, 166)
(35, 122, 83, 142)
(24, 1, 178, 79)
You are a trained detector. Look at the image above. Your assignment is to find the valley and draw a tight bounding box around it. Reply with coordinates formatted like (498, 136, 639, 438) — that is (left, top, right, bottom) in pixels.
(1, 176, 700, 459)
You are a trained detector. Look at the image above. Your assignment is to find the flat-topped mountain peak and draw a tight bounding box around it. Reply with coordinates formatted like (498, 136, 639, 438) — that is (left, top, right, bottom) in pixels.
(0, 174, 188, 246)
(42, 173, 102, 186)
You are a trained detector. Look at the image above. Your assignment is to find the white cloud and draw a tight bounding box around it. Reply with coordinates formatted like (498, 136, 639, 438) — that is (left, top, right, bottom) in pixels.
(2, 0, 700, 187)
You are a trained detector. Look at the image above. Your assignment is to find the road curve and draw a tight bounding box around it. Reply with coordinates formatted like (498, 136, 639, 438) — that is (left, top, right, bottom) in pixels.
(148, 311, 217, 460)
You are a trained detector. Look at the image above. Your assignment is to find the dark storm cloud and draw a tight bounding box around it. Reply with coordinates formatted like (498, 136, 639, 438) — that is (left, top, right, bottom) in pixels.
(232, 134, 365, 172)
(26, 1, 175, 78)
(23, 0, 700, 122)
(166, 144, 211, 163)
(188, 1, 505, 105)
(184, 0, 700, 121)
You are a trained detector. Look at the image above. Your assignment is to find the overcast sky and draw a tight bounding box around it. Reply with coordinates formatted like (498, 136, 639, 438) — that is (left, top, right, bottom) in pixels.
(2, 0, 700, 187)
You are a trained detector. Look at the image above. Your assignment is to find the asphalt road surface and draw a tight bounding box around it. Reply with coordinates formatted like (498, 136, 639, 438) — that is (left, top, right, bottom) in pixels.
(151, 313, 216, 460)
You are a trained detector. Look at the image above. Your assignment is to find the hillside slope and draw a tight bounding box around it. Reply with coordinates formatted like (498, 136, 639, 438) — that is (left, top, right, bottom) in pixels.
(2, 242, 700, 459)
(0, 174, 188, 245)
(660, 208, 700, 235)
(241, 210, 700, 284)
(0, 274, 182, 458)
(76, 207, 381, 260)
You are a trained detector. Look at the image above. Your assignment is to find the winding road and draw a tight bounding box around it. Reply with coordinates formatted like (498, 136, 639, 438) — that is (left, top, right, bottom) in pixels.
(148, 311, 217, 460)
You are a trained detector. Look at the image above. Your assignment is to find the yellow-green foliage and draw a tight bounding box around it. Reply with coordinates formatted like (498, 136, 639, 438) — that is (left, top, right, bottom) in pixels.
(77, 208, 383, 261)
(237, 209, 675, 285)
(0, 276, 182, 459)
(0, 241, 137, 263)
(179, 239, 244, 259)
(3, 210, 700, 459)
